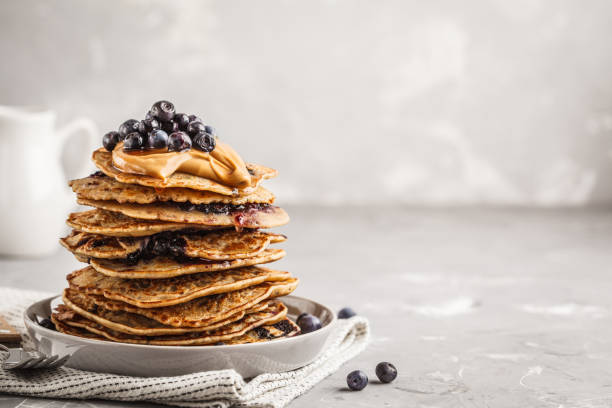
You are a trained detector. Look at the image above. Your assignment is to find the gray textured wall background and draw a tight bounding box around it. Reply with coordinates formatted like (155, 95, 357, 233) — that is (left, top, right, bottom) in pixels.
(1, 0, 612, 206)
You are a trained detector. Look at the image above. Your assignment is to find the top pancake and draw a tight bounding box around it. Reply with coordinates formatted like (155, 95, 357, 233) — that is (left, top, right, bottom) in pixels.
(93, 149, 277, 195)
(70, 174, 275, 205)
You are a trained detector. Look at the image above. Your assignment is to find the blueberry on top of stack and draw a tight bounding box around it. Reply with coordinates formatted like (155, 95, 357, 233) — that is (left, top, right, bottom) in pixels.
(52, 101, 300, 346)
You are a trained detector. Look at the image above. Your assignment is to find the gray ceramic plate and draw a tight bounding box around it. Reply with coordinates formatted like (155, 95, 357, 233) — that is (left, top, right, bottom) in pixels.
(24, 295, 336, 377)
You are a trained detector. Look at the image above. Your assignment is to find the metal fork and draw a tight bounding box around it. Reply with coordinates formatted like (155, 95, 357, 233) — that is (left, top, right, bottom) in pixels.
(0, 344, 70, 370)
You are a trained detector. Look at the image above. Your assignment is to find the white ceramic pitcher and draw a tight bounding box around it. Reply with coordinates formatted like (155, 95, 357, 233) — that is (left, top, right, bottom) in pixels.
(0, 106, 97, 257)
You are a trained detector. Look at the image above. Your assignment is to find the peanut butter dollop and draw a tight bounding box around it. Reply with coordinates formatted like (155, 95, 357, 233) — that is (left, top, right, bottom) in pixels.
(111, 141, 252, 188)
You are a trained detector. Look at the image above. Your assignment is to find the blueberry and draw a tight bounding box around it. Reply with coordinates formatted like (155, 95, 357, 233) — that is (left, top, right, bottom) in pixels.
(297, 312, 308, 322)
(138, 118, 160, 134)
(375, 362, 397, 383)
(168, 131, 192, 152)
(102, 131, 120, 151)
(178, 202, 196, 211)
(187, 121, 206, 136)
(39, 318, 55, 331)
(146, 129, 169, 149)
(297, 313, 321, 334)
(188, 114, 203, 123)
(123, 132, 143, 150)
(118, 119, 139, 139)
(174, 113, 190, 130)
(126, 251, 141, 265)
(192, 132, 216, 152)
(161, 120, 179, 134)
(338, 307, 356, 319)
(168, 237, 186, 256)
(209, 203, 230, 213)
(347, 370, 368, 391)
(204, 125, 216, 137)
(150, 100, 175, 121)
(151, 236, 169, 254)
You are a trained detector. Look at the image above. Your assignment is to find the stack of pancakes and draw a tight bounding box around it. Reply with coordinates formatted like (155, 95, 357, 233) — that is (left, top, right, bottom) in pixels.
(52, 148, 300, 346)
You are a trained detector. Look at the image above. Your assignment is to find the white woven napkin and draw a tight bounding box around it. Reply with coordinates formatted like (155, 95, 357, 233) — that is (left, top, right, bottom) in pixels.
(0, 287, 369, 408)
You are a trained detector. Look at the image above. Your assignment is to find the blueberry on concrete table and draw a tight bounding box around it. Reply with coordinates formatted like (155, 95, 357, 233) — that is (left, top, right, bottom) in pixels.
(338, 307, 356, 319)
(346, 370, 368, 391)
(375, 362, 397, 383)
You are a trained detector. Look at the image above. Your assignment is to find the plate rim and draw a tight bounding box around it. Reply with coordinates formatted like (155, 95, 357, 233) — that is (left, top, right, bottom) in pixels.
(24, 294, 337, 350)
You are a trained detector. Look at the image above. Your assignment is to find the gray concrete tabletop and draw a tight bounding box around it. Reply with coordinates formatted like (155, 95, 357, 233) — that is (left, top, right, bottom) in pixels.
(1, 206, 612, 407)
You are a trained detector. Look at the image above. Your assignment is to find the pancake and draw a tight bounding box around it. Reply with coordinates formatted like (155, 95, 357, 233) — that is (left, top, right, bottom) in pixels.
(53, 303, 291, 346)
(52, 309, 298, 345)
(65, 278, 298, 328)
(67, 266, 292, 308)
(62, 289, 270, 335)
(60, 229, 286, 261)
(93, 149, 277, 195)
(52, 306, 105, 340)
(61, 230, 133, 259)
(70, 174, 276, 205)
(77, 198, 290, 229)
(67, 209, 222, 237)
(89, 248, 286, 279)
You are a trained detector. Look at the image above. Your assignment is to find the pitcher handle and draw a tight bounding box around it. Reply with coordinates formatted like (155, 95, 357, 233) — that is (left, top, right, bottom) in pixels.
(57, 117, 99, 179)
